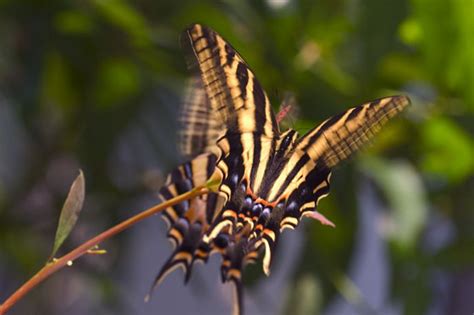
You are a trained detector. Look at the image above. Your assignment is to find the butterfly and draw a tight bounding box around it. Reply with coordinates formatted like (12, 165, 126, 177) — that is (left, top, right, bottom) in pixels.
(149, 23, 410, 315)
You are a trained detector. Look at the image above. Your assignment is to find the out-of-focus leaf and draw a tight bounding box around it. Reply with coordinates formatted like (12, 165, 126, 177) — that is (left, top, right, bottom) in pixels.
(313, 59, 357, 95)
(333, 272, 363, 303)
(94, 58, 140, 109)
(41, 51, 78, 110)
(359, 157, 428, 253)
(399, 18, 422, 45)
(354, 0, 408, 76)
(91, 0, 152, 47)
(409, 0, 474, 111)
(434, 239, 474, 268)
(292, 274, 322, 315)
(50, 170, 85, 260)
(3, 229, 45, 271)
(420, 116, 474, 183)
(54, 10, 95, 35)
(378, 53, 424, 84)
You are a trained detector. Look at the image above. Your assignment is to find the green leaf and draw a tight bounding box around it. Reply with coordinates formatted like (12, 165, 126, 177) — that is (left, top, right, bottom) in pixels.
(91, 0, 152, 47)
(49, 170, 86, 260)
(54, 10, 95, 35)
(93, 58, 140, 109)
(420, 116, 474, 183)
(41, 51, 78, 110)
(410, 0, 474, 111)
(399, 18, 422, 45)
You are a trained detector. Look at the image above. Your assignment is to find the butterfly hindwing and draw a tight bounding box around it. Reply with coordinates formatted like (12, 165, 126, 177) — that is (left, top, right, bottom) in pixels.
(153, 153, 223, 289)
(159, 153, 218, 228)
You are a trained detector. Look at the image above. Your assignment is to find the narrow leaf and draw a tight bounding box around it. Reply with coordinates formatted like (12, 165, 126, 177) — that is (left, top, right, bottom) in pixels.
(49, 170, 86, 260)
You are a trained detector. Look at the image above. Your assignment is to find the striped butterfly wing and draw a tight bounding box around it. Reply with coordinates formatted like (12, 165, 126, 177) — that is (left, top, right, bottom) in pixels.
(181, 24, 282, 314)
(152, 24, 280, 311)
(152, 76, 226, 296)
(178, 75, 224, 158)
(182, 23, 281, 234)
(155, 65, 226, 284)
(295, 95, 410, 169)
(182, 24, 279, 138)
(181, 23, 280, 236)
(289, 96, 411, 219)
(266, 95, 410, 207)
(254, 96, 410, 274)
(150, 153, 221, 293)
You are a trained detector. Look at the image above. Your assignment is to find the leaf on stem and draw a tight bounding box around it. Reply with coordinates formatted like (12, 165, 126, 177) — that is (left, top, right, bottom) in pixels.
(49, 170, 86, 261)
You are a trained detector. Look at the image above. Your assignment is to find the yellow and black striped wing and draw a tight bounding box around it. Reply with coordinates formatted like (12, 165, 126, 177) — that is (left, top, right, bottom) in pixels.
(253, 96, 410, 274)
(181, 23, 281, 241)
(295, 95, 410, 168)
(151, 153, 225, 295)
(263, 96, 410, 229)
(182, 23, 279, 138)
(267, 96, 409, 200)
(159, 153, 218, 228)
(178, 75, 224, 158)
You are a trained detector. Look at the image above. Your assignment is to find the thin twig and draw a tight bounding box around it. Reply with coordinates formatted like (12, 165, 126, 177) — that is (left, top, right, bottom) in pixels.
(0, 185, 208, 315)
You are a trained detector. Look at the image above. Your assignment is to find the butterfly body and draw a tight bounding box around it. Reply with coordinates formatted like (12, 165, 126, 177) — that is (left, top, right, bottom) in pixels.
(150, 23, 410, 315)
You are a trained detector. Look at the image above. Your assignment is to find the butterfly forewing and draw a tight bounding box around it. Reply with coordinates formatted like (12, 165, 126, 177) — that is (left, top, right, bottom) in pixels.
(182, 23, 279, 138)
(261, 95, 411, 238)
(296, 95, 410, 168)
(178, 75, 224, 158)
(181, 23, 284, 232)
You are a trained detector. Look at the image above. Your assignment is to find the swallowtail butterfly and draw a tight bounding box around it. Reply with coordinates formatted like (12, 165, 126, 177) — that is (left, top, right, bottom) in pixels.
(150, 23, 410, 315)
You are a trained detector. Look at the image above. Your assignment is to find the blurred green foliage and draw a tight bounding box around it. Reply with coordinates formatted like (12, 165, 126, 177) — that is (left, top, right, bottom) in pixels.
(0, 0, 473, 314)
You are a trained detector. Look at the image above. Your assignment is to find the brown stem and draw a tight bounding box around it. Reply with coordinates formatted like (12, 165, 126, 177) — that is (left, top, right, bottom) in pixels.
(0, 186, 208, 315)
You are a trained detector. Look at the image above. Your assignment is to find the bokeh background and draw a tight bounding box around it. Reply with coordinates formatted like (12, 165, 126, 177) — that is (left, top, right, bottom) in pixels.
(1, 0, 473, 314)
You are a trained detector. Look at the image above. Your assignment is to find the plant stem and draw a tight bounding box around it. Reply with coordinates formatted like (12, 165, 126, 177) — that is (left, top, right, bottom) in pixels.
(0, 186, 208, 315)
